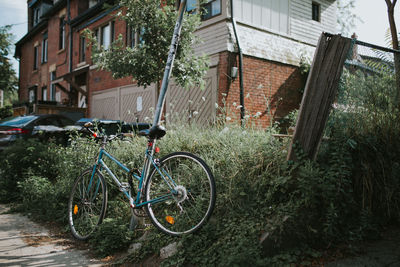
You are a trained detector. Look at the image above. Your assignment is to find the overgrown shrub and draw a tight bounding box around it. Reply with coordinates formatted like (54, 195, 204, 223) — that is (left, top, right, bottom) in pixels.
(327, 70, 400, 223)
(0, 105, 12, 120)
(0, 93, 398, 265)
(0, 139, 60, 202)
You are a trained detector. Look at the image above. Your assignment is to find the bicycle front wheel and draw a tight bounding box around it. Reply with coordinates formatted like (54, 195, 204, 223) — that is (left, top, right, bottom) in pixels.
(145, 152, 216, 236)
(68, 168, 107, 240)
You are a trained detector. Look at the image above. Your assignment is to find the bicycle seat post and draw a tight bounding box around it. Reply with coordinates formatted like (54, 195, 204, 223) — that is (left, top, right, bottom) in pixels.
(101, 136, 107, 148)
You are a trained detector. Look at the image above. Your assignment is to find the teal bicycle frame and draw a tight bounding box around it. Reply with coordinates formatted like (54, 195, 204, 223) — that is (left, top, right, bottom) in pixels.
(89, 138, 177, 210)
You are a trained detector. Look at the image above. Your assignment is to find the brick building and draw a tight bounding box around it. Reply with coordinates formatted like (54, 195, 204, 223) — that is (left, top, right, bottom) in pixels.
(15, 0, 337, 126)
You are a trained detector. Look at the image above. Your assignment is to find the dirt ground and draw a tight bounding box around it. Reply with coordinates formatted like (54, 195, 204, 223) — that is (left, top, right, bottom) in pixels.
(323, 225, 400, 267)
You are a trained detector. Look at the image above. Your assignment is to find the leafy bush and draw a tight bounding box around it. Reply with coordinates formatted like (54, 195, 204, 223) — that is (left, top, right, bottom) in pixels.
(0, 99, 398, 265)
(89, 218, 134, 257)
(0, 139, 60, 202)
(0, 105, 12, 120)
(327, 70, 400, 223)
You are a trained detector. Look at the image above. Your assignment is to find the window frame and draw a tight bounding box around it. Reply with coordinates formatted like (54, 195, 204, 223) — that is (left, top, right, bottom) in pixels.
(42, 86, 47, 101)
(50, 71, 57, 101)
(97, 21, 115, 50)
(201, 0, 221, 21)
(59, 17, 66, 50)
(33, 6, 40, 27)
(28, 86, 37, 103)
(186, 0, 221, 21)
(312, 2, 321, 22)
(41, 32, 48, 63)
(79, 36, 86, 63)
(126, 25, 136, 48)
(33, 46, 39, 70)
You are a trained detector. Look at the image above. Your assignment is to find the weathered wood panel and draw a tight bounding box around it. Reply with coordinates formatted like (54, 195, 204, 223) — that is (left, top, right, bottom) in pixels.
(287, 33, 351, 161)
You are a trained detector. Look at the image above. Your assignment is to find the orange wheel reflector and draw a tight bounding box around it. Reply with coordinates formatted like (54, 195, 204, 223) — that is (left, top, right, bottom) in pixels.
(165, 216, 175, 225)
(73, 205, 78, 215)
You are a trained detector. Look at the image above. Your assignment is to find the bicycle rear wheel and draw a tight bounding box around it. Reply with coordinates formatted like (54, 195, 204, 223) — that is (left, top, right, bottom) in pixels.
(68, 168, 107, 240)
(145, 152, 216, 236)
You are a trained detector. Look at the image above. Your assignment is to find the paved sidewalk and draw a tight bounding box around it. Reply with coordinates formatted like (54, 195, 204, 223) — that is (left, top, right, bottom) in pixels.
(0, 204, 103, 267)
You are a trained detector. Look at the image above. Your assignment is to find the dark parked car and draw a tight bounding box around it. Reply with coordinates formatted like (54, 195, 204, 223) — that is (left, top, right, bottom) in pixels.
(75, 118, 150, 136)
(0, 114, 75, 151)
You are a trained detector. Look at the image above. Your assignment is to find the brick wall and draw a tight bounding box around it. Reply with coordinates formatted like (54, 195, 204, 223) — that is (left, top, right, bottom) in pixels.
(218, 52, 305, 128)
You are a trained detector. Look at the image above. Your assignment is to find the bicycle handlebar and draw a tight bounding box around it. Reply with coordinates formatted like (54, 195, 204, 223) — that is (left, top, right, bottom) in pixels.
(83, 122, 135, 143)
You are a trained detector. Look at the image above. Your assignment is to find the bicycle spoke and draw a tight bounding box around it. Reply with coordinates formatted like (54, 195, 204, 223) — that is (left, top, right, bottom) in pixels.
(145, 152, 215, 236)
(68, 169, 107, 240)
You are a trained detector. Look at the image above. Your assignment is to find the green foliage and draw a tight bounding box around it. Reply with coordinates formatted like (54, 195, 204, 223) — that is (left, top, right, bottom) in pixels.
(0, 105, 12, 119)
(0, 25, 18, 93)
(327, 69, 400, 223)
(0, 94, 398, 265)
(89, 218, 133, 257)
(0, 139, 60, 202)
(86, 0, 209, 89)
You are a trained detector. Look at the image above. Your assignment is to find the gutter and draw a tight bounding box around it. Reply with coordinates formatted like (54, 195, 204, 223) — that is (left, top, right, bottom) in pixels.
(230, 0, 245, 126)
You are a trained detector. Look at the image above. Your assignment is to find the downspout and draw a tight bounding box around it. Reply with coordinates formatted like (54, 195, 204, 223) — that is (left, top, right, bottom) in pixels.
(230, 0, 245, 127)
(67, 0, 72, 73)
(67, 0, 74, 106)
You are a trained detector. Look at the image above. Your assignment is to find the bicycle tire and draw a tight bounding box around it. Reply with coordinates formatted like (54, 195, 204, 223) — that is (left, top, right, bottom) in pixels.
(68, 167, 108, 240)
(145, 152, 216, 236)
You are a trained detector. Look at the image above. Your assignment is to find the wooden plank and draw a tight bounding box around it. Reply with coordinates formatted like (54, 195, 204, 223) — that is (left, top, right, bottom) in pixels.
(287, 33, 352, 161)
(54, 83, 71, 95)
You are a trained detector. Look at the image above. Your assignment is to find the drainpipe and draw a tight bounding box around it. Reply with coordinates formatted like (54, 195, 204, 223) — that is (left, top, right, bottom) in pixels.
(230, 0, 245, 127)
(67, 0, 73, 74)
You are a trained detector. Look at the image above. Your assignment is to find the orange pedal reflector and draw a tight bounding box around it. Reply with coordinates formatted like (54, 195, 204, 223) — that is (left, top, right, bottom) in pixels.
(73, 205, 78, 215)
(165, 216, 175, 225)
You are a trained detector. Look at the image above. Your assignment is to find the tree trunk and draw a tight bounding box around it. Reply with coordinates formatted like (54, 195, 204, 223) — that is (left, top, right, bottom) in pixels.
(385, 0, 400, 109)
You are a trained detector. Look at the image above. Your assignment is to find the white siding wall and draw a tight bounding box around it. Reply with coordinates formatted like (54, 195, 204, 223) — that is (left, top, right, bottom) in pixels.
(290, 0, 337, 45)
(233, 0, 289, 34)
(192, 0, 337, 66)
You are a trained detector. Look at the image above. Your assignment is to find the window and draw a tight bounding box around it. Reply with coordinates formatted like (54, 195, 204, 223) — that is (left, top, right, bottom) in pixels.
(42, 32, 48, 63)
(33, 7, 40, 27)
(59, 17, 66, 50)
(187, 0, 197, 13)
(127, 26, 136, 48)
(28, 87, 37, 103)
(101, 24, 110, 49)
(186, 0, 221, 20)
(42, 86, 47, 101)
(80, 36, 86, 62)
(33, 46, 39, 70)
(312, 2, 320, 22)
(50, 71, 56, 101)
(99, 21, 115, 49)
(201, 0, 221, 20)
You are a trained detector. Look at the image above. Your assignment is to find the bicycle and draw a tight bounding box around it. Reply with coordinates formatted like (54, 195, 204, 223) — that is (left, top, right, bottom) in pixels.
(68, 123, 216, 240)
(68, 0, 215, 240)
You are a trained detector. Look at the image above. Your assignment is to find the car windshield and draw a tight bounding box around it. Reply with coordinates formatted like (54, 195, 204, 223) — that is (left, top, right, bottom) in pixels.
(0, 116, 38, 127)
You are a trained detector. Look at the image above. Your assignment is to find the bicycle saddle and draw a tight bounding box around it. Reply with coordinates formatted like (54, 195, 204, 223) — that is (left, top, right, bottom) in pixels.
(138, 125, 166, 139)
